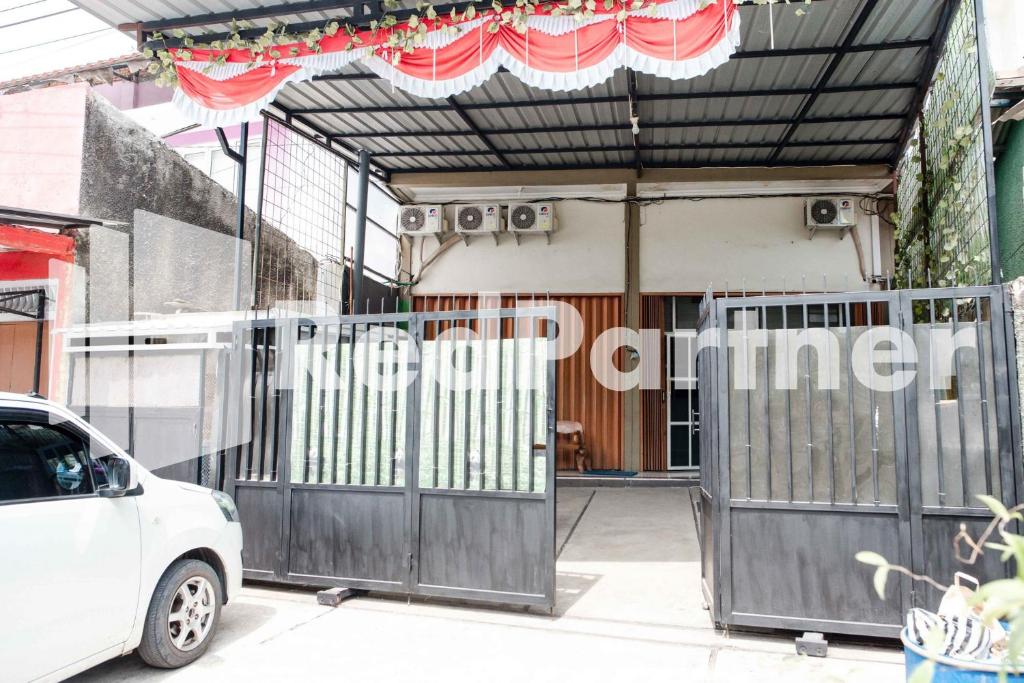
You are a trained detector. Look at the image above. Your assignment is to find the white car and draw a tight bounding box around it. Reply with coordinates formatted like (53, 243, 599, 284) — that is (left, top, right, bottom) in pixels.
(0, 392, 243, 682)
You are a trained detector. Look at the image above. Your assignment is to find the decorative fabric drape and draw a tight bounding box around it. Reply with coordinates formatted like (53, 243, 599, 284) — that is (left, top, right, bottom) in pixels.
(169, 0, 739, 125)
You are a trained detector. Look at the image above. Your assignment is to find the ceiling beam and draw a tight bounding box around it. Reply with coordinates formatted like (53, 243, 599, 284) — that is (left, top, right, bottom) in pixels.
(444, 96, 510, 169)
(138, 0, 840, 48)
(386, 156, 895, 175)
(626, 68, 642, 173)
(120, 0, 377, 33)
(369, 138, 900, 159)
(290, 81, 918, 115)
(327, 112, 907, 139)
(890, 0, 961, 165)
(767, 0, 880, 164)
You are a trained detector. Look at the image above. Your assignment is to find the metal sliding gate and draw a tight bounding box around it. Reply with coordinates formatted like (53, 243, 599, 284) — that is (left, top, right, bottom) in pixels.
(697, 285, 1022, 637)
(223, 307, 557, 609)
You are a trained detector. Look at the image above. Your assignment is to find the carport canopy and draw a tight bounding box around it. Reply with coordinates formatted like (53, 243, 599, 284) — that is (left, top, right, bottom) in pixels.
(69, 0, 956, 181)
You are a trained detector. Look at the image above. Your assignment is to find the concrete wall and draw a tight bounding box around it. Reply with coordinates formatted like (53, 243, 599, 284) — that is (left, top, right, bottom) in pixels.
(412, 200, 626, 294)
(409, 194, 889, 296)
(0, 86, 87, 215)
(0, 85, 319, 322)
(640, 197, 884, 294)
(997, 121, 1024, 281)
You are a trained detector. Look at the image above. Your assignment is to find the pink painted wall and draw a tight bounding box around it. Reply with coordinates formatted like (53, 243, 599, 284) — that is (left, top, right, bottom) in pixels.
(0, 84, 87, 215)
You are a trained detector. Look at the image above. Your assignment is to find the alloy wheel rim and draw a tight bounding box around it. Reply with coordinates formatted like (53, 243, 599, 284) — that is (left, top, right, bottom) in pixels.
(166, 576, 215, 652)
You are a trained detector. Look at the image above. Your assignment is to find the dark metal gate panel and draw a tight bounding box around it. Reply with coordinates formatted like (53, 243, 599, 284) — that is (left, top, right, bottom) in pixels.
(225, 307, 557, 608)
(698, 286, 1021, 638)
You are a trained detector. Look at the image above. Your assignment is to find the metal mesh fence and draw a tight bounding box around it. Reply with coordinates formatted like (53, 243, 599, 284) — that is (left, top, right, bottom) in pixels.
(257, 117, 348, 313)
(895, 1, 992, 289)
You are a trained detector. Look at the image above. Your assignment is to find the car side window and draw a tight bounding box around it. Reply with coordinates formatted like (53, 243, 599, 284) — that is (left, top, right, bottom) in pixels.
(0, 420, 96, 503)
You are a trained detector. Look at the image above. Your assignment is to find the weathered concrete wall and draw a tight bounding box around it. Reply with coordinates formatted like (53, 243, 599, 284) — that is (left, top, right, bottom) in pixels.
(76, 89, 317, 320)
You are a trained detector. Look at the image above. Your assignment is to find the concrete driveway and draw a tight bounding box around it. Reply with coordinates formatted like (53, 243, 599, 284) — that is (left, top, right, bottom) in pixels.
(74, 487, 904, 682)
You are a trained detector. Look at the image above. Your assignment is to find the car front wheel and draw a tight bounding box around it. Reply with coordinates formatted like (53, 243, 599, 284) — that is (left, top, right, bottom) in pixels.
(137, 559, 223, 668)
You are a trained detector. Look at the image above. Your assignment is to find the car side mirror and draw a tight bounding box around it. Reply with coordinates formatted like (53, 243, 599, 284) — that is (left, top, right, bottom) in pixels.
(97, 457, 136, 498)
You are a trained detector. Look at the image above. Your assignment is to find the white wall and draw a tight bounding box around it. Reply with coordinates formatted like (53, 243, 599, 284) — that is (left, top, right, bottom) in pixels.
(408, 193, 890, 297)
(411, 200, 626, 294)
(639, 197, 883, 294)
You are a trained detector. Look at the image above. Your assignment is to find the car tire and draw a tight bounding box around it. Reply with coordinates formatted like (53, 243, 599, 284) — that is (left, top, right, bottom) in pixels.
(137, 559, 223, 669)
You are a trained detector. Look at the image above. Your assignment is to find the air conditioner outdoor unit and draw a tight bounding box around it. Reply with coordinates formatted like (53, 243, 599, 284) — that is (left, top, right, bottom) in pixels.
(398, 204, 446, 236)
(507, 202, 556, 243)
(455, 204, 503, 241)
(805, 197, 857, 238)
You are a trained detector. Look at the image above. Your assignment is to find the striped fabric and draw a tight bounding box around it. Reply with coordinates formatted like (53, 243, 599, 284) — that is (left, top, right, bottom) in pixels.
(906, 608, 992, 660)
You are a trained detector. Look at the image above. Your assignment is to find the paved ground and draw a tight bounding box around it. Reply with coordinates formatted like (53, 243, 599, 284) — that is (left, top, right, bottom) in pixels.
(74, 487, 904, 682)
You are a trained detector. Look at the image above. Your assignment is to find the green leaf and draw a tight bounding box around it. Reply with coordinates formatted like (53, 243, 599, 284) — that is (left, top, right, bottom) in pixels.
(872, 566, 890, 600)
(907, 660, 934, 683)
(977, 494, 1020, 521)
(854, 551, 889, 567)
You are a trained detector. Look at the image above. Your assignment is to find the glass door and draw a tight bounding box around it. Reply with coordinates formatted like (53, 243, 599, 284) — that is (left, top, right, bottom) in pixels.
(666, 297, 701, 471)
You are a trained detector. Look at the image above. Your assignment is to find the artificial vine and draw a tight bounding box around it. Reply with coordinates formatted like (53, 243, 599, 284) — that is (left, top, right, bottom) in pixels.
(143, 0, 811, 88)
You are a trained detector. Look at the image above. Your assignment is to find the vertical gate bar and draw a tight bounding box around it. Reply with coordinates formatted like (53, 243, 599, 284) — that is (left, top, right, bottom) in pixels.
(783, 303, 794, 501)
(762, 302, 771, 500)
(952, 300, 969, 505)
(330, 324, 342, 484)
(405, 313, 424, 592)
(478, 310, 488, 490)
(893, 290, 920, 612)
(317, 322, 329, 484)
(495, 312, 505, 490)
(431, 317, 441, 489)
(867, 303, 880, 505)
(544, 305, 557, 607)
(446, 317, 456, 488)
(929, 295, 947, 505)
(824, 303, 835, 503)
(985, 288, 1013, 503)
(716, 297, 733, 621)
(302, 326, 315, 484)
(258, 328, 272, 481)
(845, 300, 857, 503)
(974, 295, 994, 495)
(277, 319, 298, 579)
(803, 301, 813, 502)
(246, 328, 258, 479)
(375, 323, 386, 486)
(389, 319, 400, 487)
(360, 323, 371, 486)
(997, 286, 1023, 507)
(528, 314, 537, 493)
(741, 305, 751, 500)
(512, 308, 520, 491)
(344, 322, 356, 485)
(463, 318, 473, 489)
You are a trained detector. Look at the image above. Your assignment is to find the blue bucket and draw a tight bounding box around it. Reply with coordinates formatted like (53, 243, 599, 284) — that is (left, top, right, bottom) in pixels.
(902, 628, 1024, 682)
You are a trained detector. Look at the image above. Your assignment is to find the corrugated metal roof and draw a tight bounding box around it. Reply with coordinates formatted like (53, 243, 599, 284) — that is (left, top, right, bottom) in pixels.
(69, 0, 950, 174)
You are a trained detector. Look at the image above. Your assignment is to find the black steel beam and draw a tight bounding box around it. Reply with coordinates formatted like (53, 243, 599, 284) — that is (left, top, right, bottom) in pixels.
(626, 68, 642, 173)
(444, 96, 510, 168)
(328, 112, 907, 139)
(974, 0, 1002, 283)
(385, 157, 895, 175)
(767, 0, 880, 164)
(891, 0, 961, 165)
(122, 0, 376, 32)
(370, 138, 899, 158)
(266, 104, 390, 181)
(141, 0, 842, 48)
(292, 81, 917, 115)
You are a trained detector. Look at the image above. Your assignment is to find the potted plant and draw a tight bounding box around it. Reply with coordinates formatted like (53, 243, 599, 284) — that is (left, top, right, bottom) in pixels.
(857, 495, 1024, 682)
